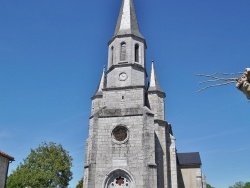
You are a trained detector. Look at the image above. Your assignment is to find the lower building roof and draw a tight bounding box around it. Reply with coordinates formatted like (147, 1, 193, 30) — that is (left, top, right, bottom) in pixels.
(177, 152, 201, 167)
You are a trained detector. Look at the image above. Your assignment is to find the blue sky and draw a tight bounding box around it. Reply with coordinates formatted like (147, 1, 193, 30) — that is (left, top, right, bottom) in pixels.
(0, 0, 249, 187)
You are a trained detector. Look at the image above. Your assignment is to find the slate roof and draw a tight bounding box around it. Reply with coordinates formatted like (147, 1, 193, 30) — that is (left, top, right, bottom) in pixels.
(177, 152, 201, 167)
(113, 0, 144, 39)
(0, 150, 14, 161)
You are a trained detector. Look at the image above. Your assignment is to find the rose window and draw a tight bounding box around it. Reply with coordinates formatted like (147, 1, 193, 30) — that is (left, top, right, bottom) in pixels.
(110, 176, 130, 187)
(111, 125, 129, 144)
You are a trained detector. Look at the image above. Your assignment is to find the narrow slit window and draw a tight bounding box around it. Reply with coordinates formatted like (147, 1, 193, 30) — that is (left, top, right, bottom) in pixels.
(111, 46, 114, 65)
(135, 44, 139, 62)
(120, 42, 126, 61)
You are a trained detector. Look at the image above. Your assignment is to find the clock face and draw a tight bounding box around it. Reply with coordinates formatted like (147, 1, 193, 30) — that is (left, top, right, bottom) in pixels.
(119, 72, 128, 81)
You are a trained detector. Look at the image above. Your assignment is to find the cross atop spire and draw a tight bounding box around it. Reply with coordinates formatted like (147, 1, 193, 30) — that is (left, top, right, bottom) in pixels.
(113, 0, 144, 39)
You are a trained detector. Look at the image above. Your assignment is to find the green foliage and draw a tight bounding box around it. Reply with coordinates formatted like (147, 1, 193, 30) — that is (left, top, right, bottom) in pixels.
(75, 177, 83, 188)
(207, 183, 215, 188)
(7, 142, 73, 188)
(229, 181, 250, 188)
(244, 182, 250, 188)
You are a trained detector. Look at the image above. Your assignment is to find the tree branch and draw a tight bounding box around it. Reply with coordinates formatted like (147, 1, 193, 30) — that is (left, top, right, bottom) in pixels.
(197, 81, 236, 93)
(195, 69, 250, 100)
(198, 78, 237, 84)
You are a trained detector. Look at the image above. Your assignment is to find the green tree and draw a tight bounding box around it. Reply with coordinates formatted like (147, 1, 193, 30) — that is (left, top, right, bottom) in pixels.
(229, 181, 245, 188)
(207, 183, 215, 188)
(75, 177, 83, 188)
(244, 182, 250, 188)
(7, 142, 73, 188)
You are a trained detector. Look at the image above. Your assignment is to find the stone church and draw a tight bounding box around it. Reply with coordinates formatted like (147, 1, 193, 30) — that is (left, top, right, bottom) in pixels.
(83, 0, 206, 187)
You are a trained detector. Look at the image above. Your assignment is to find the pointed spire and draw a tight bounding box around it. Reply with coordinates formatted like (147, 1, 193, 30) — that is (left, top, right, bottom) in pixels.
(114, 0, 144, 39)
(94, 67, 106, 97)
(148, 60, 165, 94)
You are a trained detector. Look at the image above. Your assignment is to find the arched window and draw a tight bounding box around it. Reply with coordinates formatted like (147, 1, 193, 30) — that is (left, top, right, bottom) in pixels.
(111, 46, 114, 65)
(135, 44, 139, 63)
(120, 42, 126, 61)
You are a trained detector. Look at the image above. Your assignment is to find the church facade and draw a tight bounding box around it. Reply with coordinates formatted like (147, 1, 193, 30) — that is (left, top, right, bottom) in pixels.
(83, 0, 206, 187)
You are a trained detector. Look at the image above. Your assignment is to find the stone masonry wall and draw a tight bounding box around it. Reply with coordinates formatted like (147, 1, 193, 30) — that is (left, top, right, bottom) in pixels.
(84, 107, 157, 187)
(106, 66, 146, 88)
(103, 88, 145, 109)
(148, 93, 165, 120)
(108, 37, 146, 69)
(0, 155, 9, 188)
(154, 120, 171, 188)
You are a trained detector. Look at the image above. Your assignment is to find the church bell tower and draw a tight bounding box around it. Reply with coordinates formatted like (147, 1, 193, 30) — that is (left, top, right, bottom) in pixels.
(83, 0, 179, 187)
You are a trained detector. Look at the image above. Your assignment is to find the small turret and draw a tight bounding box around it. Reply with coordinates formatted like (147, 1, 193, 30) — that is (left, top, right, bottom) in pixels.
(93, 67, 106, 97)
(91, 68, 106, 115)
(148, 61, 166, 120)
(148, 61, 165, 94)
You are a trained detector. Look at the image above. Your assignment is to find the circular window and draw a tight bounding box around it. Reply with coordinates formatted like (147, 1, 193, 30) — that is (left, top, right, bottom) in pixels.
(112, 125, 129, 143)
